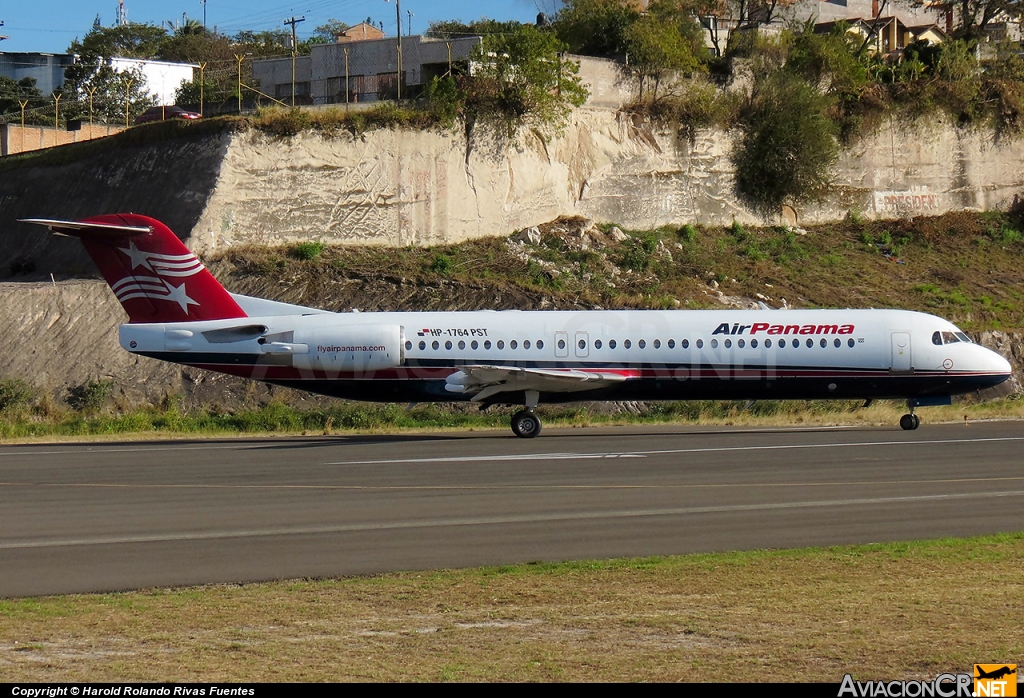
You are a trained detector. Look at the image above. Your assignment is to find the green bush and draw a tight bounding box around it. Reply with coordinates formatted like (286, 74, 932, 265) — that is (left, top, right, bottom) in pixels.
(291, 241, 325, 261)
(68, 380, 113, 413)
(431, 253, 454, 275)
(0, 378, 33, 411)
(733, 71, 838, 213)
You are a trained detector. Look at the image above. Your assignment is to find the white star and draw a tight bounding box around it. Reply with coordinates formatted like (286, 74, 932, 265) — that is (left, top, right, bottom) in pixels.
(164, 281, 199, 314)
(118, 240, 153, 271)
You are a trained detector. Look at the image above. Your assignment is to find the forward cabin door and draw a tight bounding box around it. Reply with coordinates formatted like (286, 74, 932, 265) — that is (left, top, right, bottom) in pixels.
(891, 332, 912, 372)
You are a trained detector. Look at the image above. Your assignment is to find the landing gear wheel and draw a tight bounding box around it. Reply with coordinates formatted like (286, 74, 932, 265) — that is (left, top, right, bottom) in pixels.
(511, 410, 542, 438)
(899, 413, 920, 431)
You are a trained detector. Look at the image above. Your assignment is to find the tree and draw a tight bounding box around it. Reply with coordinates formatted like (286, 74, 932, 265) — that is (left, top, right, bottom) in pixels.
(62, 23, 164, 124)
(460, 23, 589, 138)
(624, 1, 708, 100)
(733, 70, 839, 212)
(310, 19, 350, 44)
(913, 0, 1023, 40)
(0, 76, 47, 121)
(553, 0, 642, 56)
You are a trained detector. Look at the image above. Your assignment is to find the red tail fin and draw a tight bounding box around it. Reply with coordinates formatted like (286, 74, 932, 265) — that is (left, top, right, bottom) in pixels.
(23, 213, 246, 323)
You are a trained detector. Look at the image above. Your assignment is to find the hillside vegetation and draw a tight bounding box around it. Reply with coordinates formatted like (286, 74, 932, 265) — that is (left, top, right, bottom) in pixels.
(209, 211, 1024, 333)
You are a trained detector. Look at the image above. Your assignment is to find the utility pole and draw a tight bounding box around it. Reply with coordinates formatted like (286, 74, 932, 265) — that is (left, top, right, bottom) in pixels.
(407, 9, 414, 36)
(284, 15, 305, 107)
(201, 0, 207, 30)
(385, 0, 402, 100)
(234, 53, 246, 113)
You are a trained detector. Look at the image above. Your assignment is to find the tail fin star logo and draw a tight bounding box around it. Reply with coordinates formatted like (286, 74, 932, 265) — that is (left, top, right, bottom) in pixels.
(116, 240, 202, 313)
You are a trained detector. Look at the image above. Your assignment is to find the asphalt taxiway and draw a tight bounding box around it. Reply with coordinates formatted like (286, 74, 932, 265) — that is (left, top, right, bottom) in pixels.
(2, 422, 1023, 597)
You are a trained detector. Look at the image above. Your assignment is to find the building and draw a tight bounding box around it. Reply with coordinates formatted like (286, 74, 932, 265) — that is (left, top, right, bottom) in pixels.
(0, 52, 77, 95)
(109, 57, 197, 106)
(252, 34, 482, 105)
(336, 22, 386, 43)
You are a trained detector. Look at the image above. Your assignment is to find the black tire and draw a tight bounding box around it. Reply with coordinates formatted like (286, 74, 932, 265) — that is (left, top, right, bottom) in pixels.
(511, 410, 542, 438)
(912, 414, 920, 430)
(900, 414, 916, 431)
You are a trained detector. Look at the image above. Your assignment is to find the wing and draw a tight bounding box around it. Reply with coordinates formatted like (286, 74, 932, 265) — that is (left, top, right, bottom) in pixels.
(444, 365, 633, 402)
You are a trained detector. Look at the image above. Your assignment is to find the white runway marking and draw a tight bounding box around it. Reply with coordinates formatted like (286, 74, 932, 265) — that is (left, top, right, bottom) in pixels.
(324, 436, 1024, 466)
(3, 489, 1022, 551)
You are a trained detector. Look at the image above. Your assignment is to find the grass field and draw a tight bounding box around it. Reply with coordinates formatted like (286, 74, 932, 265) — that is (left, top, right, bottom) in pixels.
(1, 397, 1022, 442)
(1, 534, 1021, 681)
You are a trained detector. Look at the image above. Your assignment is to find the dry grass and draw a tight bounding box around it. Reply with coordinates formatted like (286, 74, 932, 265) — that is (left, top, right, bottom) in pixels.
(1, 535, 1021, 682)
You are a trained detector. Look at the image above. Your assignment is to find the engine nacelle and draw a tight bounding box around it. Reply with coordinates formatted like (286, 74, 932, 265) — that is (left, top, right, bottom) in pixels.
(292, 324, 403, 375)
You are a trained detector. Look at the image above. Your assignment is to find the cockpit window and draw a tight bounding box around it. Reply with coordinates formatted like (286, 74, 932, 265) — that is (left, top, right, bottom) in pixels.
(955, 332, 971, 343)
(941, 331, 960, 345)
(932, 331, 942, 346)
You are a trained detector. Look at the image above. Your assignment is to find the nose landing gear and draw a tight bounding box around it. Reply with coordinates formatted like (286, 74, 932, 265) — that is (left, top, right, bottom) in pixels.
(900, 399, 921, 430)
(899, 413, 920, 430)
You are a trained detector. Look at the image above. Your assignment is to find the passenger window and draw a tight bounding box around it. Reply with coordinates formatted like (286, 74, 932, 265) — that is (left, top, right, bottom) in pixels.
(484, 340, 491, 350)
(445, 340, 453, 350)
(458, 340, 466, 350)
(765, 339, 771, 348)
(609, 339, 617, 349)
(848, 338, 855, 347)
(682, 339, 689, 349)
(820, 338, 826, 348)
(780, 339, 787, 348)
(624, 339, 631, 349)
(595, 339, 602, 349)
(738, 339, 745, 348)
(510, 340, 518, 350)
(578, 339, 586, 349)
(419, 341, 426, 350)
(724, 339, 731, 348)
(537, 340, 544, 349)
(405, 341, 412, 350)
(432, 340, 440, 350)
(472, 340, 478, 350)
(668, 339, 675, 349)
(654, 339, 661, 349)
(711, 339, 719, 348)
(558, 339, 566, 350)
(834, 338, 840, 348)
(639, 339, 646, 349)
(497, 340, 505, 350)
(523, 340, 531, 349)
(806, 338, 813, 348)
(696, 339, 703, 349)
(751, 339, 758, 348)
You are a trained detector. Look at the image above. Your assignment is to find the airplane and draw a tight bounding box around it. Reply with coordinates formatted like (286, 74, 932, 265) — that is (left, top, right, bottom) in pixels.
(21, 213, 1013, 438)
(975, 666, 1017, 681)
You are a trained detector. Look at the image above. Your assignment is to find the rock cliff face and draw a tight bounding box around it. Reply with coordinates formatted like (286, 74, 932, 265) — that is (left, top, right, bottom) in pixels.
(2, 110, 1024, 276)
(1, 280, 1020, 409)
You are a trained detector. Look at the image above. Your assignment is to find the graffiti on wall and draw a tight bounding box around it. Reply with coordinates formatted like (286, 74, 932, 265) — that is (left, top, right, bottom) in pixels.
(873, 185, 941, 214)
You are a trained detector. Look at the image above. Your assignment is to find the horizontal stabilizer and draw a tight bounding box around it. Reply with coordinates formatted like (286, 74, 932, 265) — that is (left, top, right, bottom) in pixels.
(20, 218, 152, 239)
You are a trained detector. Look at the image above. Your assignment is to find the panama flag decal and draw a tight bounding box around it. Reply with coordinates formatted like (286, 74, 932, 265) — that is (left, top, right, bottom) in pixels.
(115, 239, 202, 313)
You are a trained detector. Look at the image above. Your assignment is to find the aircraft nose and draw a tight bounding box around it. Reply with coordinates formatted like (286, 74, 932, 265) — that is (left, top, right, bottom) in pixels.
(985, 348, 1013, 376)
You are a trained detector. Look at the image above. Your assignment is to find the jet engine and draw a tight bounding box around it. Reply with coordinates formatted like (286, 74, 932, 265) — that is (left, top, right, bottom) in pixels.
(290, 324, 403, 374)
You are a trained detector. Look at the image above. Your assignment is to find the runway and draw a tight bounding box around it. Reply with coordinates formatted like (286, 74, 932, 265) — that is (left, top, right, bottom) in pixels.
(2, 422, 1023, 597)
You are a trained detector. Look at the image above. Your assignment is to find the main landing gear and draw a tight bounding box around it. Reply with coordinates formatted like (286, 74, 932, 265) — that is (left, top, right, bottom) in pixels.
(510, 390, 542, 438)
(511, 409, 542, 438)
(900, 401, 921, 431)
